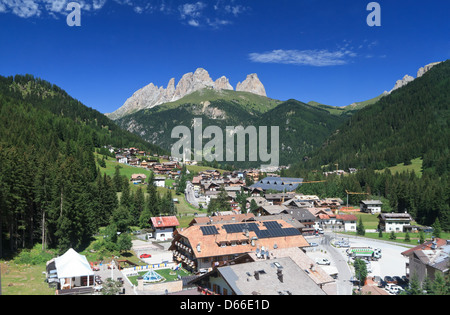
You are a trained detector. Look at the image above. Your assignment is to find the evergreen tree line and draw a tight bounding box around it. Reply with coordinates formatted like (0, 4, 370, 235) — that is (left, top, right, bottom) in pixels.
(0, 74, 169, 258)
(288, 168, 450, 231)
(295, 60, 450, 176)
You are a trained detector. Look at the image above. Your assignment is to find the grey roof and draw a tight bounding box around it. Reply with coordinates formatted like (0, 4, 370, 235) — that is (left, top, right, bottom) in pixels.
(283, 208, 317, 222)
(250, 177, 303, 192)
(260, 205, 288, 215)
(218, 257, 326, 295)
(252, 214, 305, 229)
(378, 213, 413, 220)
(361, 200, 383, 205)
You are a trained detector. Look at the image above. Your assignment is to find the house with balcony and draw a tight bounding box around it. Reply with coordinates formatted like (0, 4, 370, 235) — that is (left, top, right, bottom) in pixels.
(169, 219, 310, 273)
(150, 216, 180, 241)
(378, 213, 413, 232)
(316, 214, 357, 232)
(360, 200, 383, 214)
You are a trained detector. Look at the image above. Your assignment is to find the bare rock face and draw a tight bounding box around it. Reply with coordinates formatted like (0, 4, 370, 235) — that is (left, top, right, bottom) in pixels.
(236, 73, 267, 97)
(107, 68, 267, 119)
(172, 68, 215, 101)
(214, 76, 234, 91)
(390, 75, 415, 93)
(417, 62, 442, 78)
(388, 61, 442, 94)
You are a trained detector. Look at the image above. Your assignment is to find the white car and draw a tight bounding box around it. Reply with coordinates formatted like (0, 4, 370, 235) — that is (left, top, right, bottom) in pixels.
(316, 258, 331, 265)
(386, 284, 403, 295)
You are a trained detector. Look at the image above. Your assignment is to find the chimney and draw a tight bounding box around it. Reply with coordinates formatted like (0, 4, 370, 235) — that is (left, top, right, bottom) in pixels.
(277, 269, 283, 283)
(254, 271, 260, 280)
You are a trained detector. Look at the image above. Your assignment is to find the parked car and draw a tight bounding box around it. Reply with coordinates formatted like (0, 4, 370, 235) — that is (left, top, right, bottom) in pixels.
(140, 254, 151, 259)
(309, 242, 319, 247)
(401, 276, 409, 284)
(384, 276, 395, 284)
(316, 258, 331, 265)
(335, 240, 350, 247)
(388, 285, 404, 295)
(393, 276, 404, 286)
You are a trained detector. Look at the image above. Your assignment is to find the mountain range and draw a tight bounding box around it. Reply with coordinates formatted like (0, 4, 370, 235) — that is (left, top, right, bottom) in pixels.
(289, 60, 449, 175)
(106, 68, 267, 120)
(109, 61, 447, 167)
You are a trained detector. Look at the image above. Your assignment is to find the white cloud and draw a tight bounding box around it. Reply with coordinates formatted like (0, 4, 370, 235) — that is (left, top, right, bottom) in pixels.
(0, 0, 247, 29)
(0, 0, 41, 18)
(178, 2, 206, 20)
(249, 49, 358, 67)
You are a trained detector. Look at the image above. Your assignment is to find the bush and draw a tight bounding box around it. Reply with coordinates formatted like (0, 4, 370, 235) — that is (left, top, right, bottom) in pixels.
(13, 244, 56, 265)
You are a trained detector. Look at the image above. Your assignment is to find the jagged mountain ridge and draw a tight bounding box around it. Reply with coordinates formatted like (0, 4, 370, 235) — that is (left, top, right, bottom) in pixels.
(388, 61, 442, 93)
(107, 68, 267, 120)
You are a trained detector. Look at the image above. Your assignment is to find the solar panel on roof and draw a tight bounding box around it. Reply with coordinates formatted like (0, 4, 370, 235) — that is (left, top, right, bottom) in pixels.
(223, 223, 258, 234)
(219, 222, 300, 239)
(263, 221, 282, 230)
(200, 226, 219, 236)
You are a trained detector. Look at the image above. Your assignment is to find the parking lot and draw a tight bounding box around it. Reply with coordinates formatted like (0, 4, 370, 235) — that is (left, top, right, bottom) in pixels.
(305, 234, 412, 294)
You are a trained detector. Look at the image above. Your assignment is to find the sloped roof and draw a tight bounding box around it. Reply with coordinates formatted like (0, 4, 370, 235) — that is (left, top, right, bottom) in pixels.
(217, 257, 326, 295)
(173, 220, 310, 259)
(54, 249, 94, 279)
(190, 213, 255, 226)
(151, 216, 180, 228)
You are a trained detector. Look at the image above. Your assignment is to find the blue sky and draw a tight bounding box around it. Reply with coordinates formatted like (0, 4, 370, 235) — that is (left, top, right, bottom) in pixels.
(0, 0, 449, 113)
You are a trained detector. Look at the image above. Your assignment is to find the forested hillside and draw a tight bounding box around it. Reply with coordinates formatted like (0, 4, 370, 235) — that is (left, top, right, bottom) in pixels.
(0, 75, 166, 258)
(287, 61, 450, 231)
(296, 60, 450, 176)
(116, 92, 346, 167)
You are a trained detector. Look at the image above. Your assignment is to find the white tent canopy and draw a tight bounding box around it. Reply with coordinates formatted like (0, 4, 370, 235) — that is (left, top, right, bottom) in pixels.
(55, 248, 94, 279)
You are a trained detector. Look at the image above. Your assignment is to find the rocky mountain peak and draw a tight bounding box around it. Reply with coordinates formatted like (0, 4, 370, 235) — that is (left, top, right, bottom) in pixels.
(389, 61, 442, 94)
(107, 68, 267, 120)
(236, 73, 267, 97)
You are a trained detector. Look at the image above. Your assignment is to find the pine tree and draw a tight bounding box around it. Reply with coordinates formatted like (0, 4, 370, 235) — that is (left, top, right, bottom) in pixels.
(146, 184, 159, 217)
(113, 165, 122, 192)
(357, 217, 365, 236)
(132, 187, 145, 225)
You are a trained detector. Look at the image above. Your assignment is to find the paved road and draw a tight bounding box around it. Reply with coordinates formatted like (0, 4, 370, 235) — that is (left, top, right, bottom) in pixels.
(307, 234, 353, 295)
(305, 233, 411, 295)
(321, 234, 354, 295)
(93, 262, 135, 295)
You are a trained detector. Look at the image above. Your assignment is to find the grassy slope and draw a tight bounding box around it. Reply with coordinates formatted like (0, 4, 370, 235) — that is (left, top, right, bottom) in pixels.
(376, 157, 423, 178)
(308, 93, 386, 117)
(94, 153, 203, 216)
(155, 88, 282, 114)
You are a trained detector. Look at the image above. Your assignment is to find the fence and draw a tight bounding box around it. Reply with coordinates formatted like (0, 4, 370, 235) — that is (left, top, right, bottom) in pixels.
(121, 262, 177, 277)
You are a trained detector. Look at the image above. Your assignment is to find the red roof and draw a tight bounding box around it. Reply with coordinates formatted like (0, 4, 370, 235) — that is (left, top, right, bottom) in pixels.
(151, 216, 180, 228)
(336, 214, 357, 221)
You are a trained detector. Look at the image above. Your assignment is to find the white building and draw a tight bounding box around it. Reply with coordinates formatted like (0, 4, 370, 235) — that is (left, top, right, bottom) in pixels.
(46, 248, 95, 293)
(318, 214, 357, 232)
(360, 200, 383, 214)
(150, 216, 180, 241)
(153, 176, 166, 188)
(378, 213, 413, 233)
